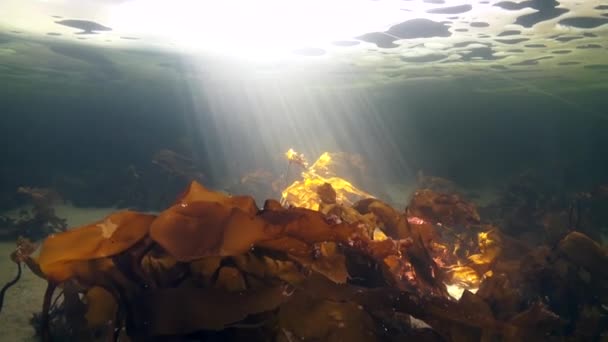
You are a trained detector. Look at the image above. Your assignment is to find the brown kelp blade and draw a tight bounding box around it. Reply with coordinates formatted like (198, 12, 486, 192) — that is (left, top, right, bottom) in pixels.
(177, 181, 258, 215)
(150, 201, 273, 261)
(37, 211, 155, 281)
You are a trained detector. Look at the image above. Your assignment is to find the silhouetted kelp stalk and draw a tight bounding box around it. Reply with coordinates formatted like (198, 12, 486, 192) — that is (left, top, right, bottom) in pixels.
(0, 261, 22, 314)
(0, 237, 38, 314)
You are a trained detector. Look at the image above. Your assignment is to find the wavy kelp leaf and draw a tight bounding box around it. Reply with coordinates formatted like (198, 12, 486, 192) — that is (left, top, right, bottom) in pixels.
(150, 201, 272, 261)
(258, 207, 369, 247)
(38, 211, 155, 273)
(152, 199, 398, 265)
(41, 257, 116, 284)
(177, 181, 258, 215)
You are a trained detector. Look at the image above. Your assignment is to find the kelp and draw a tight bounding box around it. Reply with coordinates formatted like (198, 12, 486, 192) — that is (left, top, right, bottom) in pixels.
(281, 150, 374, 210)
(6, 177, 608, 341)
(38, 211, 155, 283)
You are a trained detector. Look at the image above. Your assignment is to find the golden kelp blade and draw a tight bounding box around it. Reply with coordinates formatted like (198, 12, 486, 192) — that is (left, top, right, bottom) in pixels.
(281, 151, 373, 210)
(37, 211, 155, 276)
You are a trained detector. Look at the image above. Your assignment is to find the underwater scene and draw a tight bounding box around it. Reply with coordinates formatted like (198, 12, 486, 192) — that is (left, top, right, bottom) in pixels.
(1, 0, 608, 341)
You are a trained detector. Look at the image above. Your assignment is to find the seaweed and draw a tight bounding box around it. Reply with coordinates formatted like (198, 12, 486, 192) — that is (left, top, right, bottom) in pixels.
(6, 168, 607, 340)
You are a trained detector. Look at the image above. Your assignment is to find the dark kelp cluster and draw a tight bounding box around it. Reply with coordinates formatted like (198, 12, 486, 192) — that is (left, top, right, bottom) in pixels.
(0, 187, 67, 241)
(479, 169, 608, 245)
(1, 178, 608, 341)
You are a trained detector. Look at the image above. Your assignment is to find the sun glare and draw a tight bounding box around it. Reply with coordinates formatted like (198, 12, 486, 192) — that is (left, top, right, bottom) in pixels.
(109, 0, 407, 60)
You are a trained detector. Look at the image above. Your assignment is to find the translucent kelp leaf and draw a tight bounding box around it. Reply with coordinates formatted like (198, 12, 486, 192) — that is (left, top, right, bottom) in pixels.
(38, 211, 154, 267)
(177, 181, 258, 215)
(37, 211, 155, 282)
(468, 230, 502, 265)
(445, 265, 481, 290)
(150, 201, 271, 261)
(281, 151, 373, 210)
(259, 207, 353, 243)
(152, 195, 397, 272)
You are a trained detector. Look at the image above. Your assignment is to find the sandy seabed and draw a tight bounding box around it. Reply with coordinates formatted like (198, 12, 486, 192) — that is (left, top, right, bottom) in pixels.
(0, 205, 115, 342)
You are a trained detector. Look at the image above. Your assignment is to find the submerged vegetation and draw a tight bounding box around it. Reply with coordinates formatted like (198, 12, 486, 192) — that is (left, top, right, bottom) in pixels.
(0, 187, 67, 241)
(0, 149, 607, 341)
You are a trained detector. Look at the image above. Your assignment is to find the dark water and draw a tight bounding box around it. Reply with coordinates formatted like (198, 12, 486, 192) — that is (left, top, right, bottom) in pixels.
(1, 65, 607, 209)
